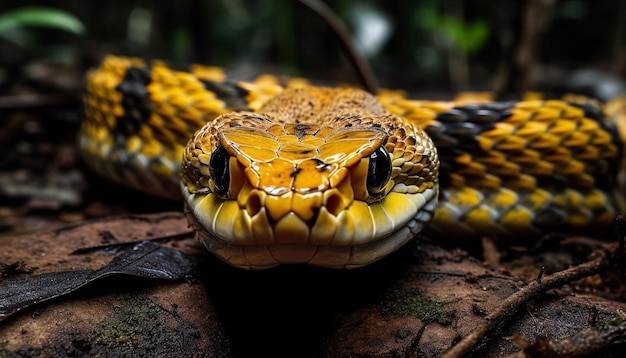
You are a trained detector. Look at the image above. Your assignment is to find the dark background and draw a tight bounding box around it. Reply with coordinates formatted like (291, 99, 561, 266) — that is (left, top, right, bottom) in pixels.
(0, 0, 624, 96)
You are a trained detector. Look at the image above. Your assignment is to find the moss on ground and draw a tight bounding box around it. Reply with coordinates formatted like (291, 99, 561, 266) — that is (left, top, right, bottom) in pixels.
(380, 286, 453, 325)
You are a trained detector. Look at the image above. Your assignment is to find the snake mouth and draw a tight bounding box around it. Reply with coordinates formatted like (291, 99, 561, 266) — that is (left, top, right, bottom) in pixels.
(182, 184, 438, 269)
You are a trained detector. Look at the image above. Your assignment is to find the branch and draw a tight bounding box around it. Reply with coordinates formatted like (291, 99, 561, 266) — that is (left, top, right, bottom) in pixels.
(443, 247, 617, 358)
(297, 0, 379, 93)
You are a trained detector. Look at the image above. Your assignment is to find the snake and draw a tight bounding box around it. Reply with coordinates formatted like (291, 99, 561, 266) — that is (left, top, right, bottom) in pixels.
(79, 55, 626, 269)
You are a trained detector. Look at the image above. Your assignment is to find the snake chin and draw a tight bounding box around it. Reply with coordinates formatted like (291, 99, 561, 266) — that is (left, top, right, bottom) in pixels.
(183, 185, 438, 269)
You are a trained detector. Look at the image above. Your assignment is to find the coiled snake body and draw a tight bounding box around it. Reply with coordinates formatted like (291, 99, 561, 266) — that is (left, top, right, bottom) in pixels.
(80, 56, 624, 269)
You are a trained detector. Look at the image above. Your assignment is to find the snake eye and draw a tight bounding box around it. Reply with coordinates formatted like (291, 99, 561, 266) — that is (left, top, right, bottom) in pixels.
(209, 145, 230, 195)
(366, 146, 392, 195)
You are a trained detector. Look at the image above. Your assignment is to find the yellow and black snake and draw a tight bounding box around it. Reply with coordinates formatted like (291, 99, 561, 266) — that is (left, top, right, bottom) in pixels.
(80, 55, 626, 269)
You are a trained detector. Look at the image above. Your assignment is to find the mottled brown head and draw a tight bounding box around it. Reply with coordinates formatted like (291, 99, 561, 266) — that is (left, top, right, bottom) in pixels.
(181, 87, 439, 269)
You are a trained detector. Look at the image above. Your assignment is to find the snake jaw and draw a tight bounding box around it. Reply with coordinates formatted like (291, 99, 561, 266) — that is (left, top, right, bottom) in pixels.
(183, 182, 439, 269)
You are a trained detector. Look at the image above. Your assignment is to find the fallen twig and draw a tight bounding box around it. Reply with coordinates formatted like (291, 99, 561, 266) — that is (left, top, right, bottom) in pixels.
(69, 230, 194, 255)
(442, 245, 617, 358)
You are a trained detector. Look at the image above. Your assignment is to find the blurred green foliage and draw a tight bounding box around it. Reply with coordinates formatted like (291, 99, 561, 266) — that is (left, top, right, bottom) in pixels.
(415, 1, 489, 55)
(0, 0, 623, 93)
(0, 6, 84, 46)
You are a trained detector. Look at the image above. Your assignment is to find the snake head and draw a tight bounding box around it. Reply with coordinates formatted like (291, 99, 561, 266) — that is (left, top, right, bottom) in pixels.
(181, 87, 439, 269)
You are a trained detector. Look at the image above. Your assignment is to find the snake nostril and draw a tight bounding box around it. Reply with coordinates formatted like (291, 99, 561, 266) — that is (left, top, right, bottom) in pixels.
(247, 193, 262, 216)
(325, 193, 344, 216)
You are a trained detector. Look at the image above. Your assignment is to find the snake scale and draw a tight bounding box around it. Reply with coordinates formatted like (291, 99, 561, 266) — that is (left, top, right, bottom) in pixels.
(80, 55, 626, 269)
